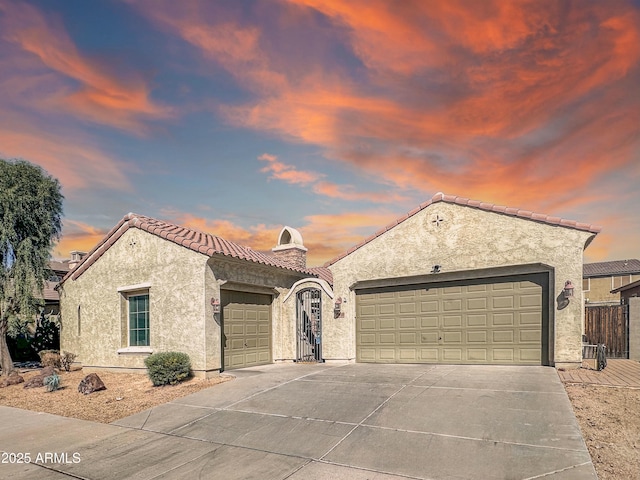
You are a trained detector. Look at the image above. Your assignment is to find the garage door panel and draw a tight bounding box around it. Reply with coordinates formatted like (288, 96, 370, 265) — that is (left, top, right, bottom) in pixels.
(467, 314, 488, 327)
(493, 313, 514, 326)
(493, 349, 515, 361)
(399, 317, 417, 329)
(356, 277, 543, 365)
(399, 349, 417, 360)
(519, 329, 541, 342)
(520, 349, 541, 361)
(493, 330, 515, 343)
(443, 349, 463, 361)
(493, 296, 514, 309)
(467, 349, 487, 361)
(379, 333, 396, 344)
(443, 299, 462, 311)
(467, 298, 488, 310)
(467, 331, 487, 343)
(520, 312, 542, 325)
(420, 301, 439, 313)
(360, 305, 376, 316)
(421, 332, 439, 343)
(420, 316, 438, 328)
(379, 318, 397, 329)
(443, 331, 462, 343)
(399, 332, 417, 344)
(443, 315, 462, 327)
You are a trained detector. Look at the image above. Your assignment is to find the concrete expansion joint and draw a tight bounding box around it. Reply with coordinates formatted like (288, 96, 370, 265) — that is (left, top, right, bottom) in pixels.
(363, 423, 589, 453)
(522, 461, 595, 479)
(318, 381, 412, 461)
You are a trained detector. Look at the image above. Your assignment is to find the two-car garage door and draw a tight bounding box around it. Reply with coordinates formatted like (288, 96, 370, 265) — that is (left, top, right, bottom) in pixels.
(356, 276, 545, 365)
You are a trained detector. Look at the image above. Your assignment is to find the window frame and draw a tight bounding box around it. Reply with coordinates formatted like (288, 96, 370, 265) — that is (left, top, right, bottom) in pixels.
(127, 292, 150, 347)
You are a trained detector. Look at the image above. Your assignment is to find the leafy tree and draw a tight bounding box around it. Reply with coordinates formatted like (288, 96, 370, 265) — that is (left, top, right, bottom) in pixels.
(0, 159, 63, 376)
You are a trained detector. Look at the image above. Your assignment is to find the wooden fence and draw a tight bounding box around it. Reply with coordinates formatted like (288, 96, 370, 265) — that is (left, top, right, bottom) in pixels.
(584, 305, 629, 358)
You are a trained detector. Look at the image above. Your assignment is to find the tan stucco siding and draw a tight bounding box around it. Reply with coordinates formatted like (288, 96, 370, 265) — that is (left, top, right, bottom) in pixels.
(60, 228, 211, 373)
(329, 202, 595, 366)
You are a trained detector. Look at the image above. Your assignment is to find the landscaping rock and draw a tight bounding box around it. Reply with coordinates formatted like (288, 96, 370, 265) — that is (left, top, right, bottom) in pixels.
(23, 366, 58, 389)
(78, 373, 106, 395)
(1, 371, 24, 387)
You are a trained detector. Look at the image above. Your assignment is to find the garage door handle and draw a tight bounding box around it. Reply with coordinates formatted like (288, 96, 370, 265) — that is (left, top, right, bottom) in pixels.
(244, 343, 248, 347)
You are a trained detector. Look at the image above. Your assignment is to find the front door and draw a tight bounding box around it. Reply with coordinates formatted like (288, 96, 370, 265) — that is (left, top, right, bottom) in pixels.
(296, 288, 322, 362)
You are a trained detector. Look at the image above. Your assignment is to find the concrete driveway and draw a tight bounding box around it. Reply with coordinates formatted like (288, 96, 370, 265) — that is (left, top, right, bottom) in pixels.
(0, 363, 596, 479)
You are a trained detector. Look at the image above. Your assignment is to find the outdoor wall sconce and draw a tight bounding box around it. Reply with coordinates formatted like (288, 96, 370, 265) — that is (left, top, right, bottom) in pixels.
(563, 280, 575, 299)
(334, 297, 343, 318)
(211, 298, 221, 314)
(431, 264, 441, 274)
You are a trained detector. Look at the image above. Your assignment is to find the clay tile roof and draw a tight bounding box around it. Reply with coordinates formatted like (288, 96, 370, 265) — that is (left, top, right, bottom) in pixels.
(583, 259, 640, 277)
(308, 266, 333, 286)
(65, 213, 317, 282)
(324, 192, 601, 267)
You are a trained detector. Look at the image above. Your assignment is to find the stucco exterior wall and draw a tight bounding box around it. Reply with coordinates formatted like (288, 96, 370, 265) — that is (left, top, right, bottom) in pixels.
(60, 228, 211, 374)
(329, 202, 595, 367)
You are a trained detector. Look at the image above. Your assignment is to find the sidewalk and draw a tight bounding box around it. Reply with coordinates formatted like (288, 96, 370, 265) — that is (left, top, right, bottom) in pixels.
(557, 359, 640, 387)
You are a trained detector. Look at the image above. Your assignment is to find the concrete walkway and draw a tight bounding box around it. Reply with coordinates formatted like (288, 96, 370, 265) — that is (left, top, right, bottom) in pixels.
(558, 359, 640, 388)
(0, 363, 596, 479)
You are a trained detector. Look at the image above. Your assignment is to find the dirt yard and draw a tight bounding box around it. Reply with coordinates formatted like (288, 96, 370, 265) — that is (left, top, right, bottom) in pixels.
(0, 368, 230, 423)
(564, 383, 640, 480)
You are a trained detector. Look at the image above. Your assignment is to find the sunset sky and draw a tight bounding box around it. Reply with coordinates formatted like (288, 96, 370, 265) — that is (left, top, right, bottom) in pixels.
(1, 0, 638, 266)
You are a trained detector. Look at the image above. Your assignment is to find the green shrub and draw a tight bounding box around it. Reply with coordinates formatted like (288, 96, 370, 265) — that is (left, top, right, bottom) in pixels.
(144, 352, 191, 386)
(43, 373, 60, 392)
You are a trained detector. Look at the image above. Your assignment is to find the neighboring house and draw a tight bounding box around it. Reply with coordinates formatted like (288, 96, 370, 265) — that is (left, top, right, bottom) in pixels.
(583, 259, 640, 304)
(43, 252, 86, 315)
(59, 193, 600, 374)
(611, 279, 640, 302)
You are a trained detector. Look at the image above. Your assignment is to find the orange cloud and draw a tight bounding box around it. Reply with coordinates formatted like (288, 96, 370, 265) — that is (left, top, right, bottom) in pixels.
(0, 120, 131, 191)
(54, 220, 109, 259)
(258, 153, 408, 203)
(161, 208, 400, 267)
(258, 153, 320, 185)
(0, 0, 171, 132)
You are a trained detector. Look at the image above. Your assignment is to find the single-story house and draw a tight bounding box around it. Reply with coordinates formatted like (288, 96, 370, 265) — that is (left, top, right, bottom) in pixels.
(58, 193, 600, 375)
(583, 259, 640, 304)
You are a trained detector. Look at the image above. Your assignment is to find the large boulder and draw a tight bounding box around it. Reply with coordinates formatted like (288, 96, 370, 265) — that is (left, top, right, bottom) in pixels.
(78, 373, 106, 395)
(23, 366, 57, 389)
(1, 371, 25, 387)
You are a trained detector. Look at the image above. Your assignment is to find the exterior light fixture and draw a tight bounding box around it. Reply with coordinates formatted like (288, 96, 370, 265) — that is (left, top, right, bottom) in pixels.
(563, 280, 575, 299)
(211, 298, 221, 314)
(431, 265, 441, 274)
(334, 297, 343, 318)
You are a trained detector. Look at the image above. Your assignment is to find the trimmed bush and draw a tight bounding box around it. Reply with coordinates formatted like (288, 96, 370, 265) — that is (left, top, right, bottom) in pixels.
(144, 352, 191, 386)
(38, 349, 61, 368)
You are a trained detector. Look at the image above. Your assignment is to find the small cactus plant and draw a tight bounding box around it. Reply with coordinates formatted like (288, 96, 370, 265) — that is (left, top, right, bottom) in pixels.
(43, 373, 60, 392)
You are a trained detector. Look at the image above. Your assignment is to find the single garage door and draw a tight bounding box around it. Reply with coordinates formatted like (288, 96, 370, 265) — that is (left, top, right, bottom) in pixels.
(222, 290, 272, 370)
(356, 276, 544, 365)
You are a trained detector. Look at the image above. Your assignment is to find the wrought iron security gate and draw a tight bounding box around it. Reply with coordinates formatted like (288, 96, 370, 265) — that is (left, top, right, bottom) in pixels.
(296, 288, 322, 362)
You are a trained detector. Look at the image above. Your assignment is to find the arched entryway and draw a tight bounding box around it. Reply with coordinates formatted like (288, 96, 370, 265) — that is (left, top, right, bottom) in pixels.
(296, 288, 323, 362)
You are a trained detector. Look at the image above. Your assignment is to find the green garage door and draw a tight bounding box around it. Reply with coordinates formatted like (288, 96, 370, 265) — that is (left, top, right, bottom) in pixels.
(222, 291, 272, 370)
(356, 277, 543, 365)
